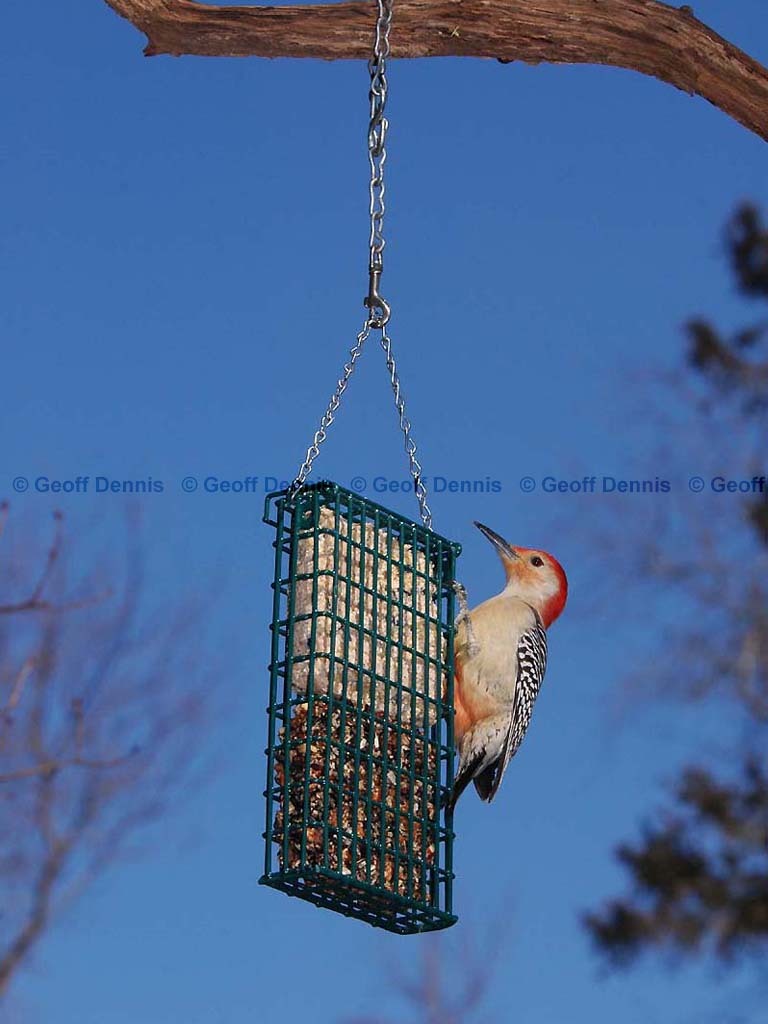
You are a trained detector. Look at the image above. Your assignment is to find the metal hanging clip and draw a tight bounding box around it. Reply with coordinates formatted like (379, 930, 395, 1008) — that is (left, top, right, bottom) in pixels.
(364, 260, 391, 328)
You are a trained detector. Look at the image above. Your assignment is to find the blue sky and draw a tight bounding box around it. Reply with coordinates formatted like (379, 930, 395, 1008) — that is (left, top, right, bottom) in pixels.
(2, 1, 767, 1021)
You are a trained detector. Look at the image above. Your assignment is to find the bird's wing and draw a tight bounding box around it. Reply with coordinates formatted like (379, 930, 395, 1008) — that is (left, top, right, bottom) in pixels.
(478, 617, 548, 802)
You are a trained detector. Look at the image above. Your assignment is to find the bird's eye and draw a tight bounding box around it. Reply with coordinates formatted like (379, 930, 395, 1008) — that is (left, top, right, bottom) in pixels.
(531, 556, 544, 567)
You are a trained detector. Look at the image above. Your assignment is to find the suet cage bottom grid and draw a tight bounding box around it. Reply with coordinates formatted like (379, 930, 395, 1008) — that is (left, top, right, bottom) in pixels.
(261, 481, 460, 933)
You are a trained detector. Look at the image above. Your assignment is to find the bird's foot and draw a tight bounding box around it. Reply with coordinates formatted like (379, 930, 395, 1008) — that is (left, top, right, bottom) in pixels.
(452, 579, 480, 658)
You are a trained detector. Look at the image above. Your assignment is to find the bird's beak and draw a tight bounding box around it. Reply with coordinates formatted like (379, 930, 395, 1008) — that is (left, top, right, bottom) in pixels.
(474, 521, 520, 562)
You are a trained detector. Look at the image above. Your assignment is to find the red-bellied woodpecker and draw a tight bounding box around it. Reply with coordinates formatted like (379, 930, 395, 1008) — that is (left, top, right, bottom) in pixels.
(448, 521, 568, 810)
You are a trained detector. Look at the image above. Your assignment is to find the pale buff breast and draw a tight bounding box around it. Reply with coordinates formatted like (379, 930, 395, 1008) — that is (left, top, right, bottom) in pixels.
(455, 594, 537, 733)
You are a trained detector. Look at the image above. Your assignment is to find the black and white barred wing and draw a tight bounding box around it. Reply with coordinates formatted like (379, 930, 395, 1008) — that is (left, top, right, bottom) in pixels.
(484, 619, 548, 802)
(507, 619, 548, 760)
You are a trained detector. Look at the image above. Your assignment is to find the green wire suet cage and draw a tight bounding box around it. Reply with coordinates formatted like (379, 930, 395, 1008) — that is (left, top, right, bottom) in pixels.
(261, 482, 461, 933)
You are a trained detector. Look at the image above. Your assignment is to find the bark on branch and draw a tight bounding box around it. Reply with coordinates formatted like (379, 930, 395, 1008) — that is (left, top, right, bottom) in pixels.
(101, 0, 768, 142)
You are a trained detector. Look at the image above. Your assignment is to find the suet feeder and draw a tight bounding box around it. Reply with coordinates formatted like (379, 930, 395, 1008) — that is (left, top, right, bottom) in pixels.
(261, 482, 461, 933)
(259, 0, 461, 932)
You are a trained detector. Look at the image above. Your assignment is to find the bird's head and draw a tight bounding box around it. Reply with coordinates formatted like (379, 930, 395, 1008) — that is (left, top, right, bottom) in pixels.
(474, 521, 568, 628)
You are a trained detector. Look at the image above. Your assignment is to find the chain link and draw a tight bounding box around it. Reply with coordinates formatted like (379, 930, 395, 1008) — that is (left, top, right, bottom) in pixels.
(288, 322, 373, 498)
(364, 0, 393, 328)
(380, 328, 433, 528)
(289, 0, 433, 530)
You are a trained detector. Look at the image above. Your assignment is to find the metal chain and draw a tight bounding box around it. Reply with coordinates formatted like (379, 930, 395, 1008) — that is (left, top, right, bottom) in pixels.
(363, 0, 393, 329)
(289, 322, 373, 498)
(289, 0, 433, 530)
(380, 328, 433, 528)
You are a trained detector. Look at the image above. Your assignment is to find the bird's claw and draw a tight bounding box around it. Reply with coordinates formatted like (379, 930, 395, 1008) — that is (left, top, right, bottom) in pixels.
(452, 579, 480, 658)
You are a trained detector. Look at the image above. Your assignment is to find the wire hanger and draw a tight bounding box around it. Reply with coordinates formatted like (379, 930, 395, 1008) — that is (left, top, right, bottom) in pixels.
(288, 0, 433, 530)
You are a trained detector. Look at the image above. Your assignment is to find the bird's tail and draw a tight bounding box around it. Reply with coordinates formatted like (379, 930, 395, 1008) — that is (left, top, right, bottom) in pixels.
(447, 713, 512, 811)
(446, 750, 483, 812)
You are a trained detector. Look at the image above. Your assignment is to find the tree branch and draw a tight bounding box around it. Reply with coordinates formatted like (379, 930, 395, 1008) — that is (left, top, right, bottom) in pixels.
(0, 695, 138, 783)
(0, 771, 72, 999)
(0, 752, 135, 784)
(1, 657, 37, 719)
(0, 510, 222, 1000)
(101, 0, 768, 142)
(0, 837, 72, 998)
(0, 508, 110, 616)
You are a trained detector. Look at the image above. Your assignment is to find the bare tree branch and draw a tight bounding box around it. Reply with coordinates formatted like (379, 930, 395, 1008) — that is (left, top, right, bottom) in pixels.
(0, 506, 222, 1001)
(101, 0, 768, 142)
(0, 750, 137, 785)
(584, 204, 768, 973)
(0, 831, 73, 998)
(1, 657, 37, 719)
(0, 594, 113, 616)
(345, 923, 501, 1024)
(0, 510, 111, 617)
(13, 692, 143, 785)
